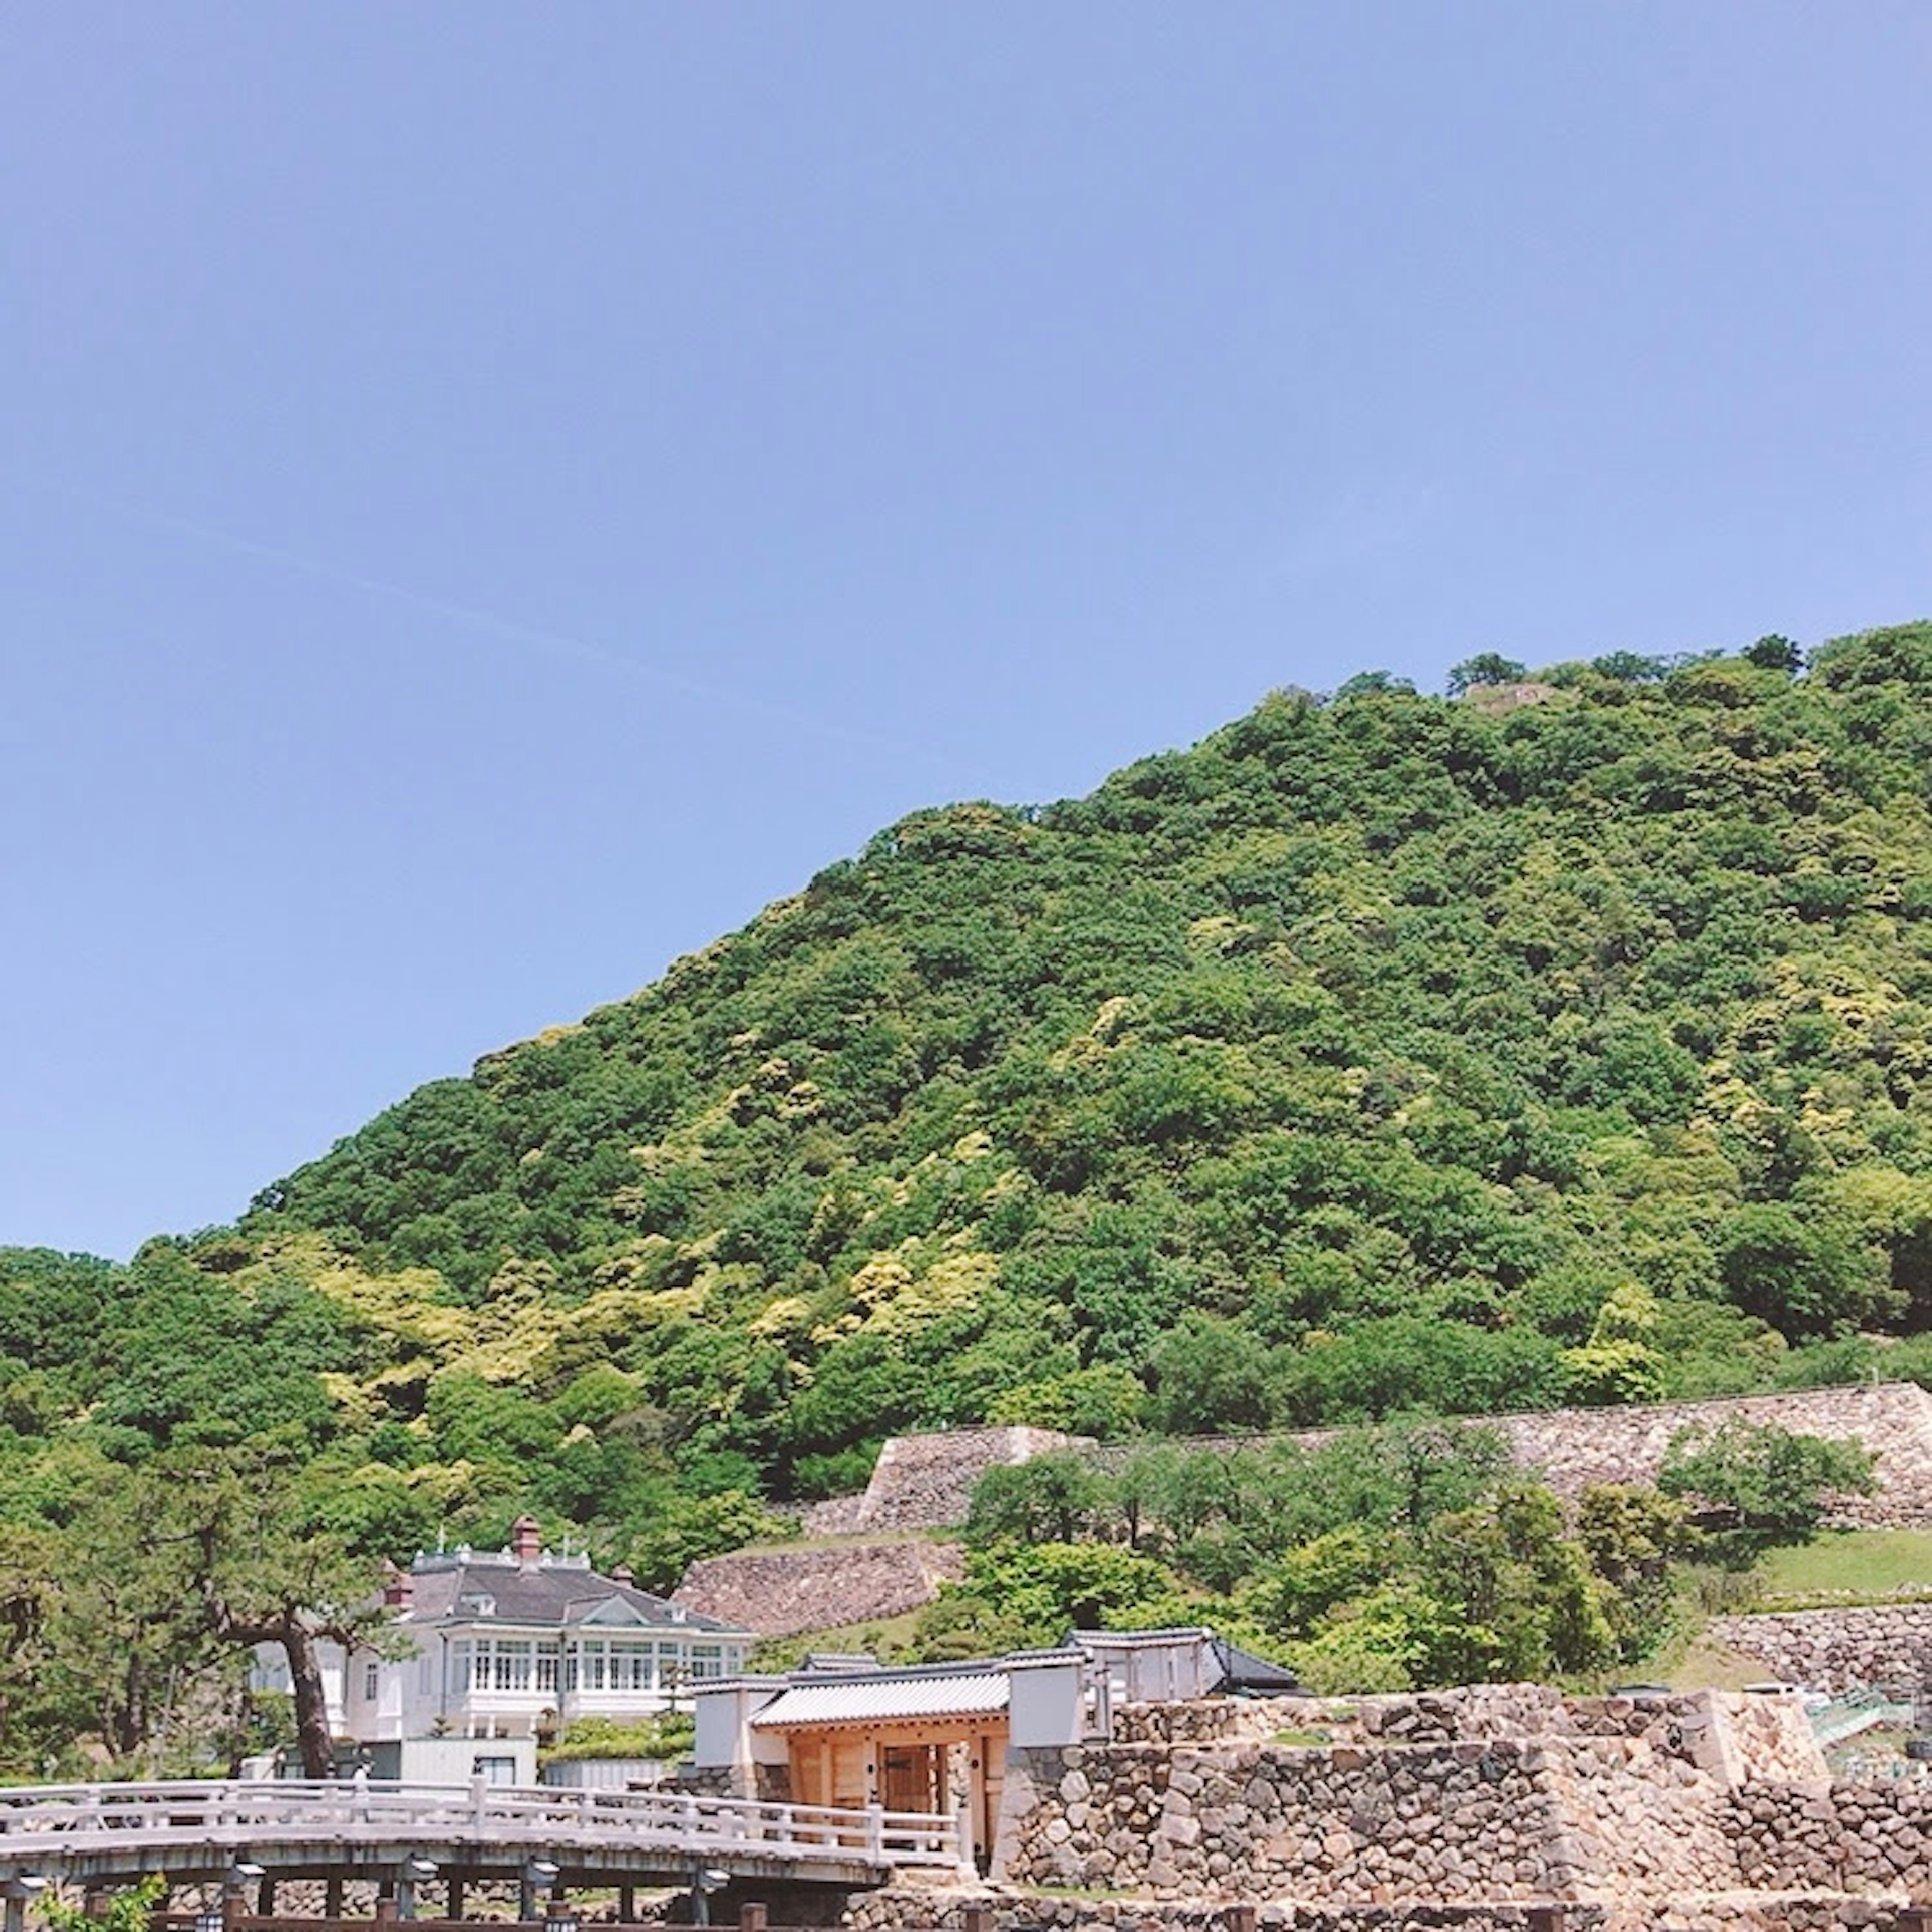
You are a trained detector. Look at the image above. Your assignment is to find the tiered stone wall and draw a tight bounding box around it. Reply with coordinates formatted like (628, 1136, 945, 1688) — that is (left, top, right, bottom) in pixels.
(808, 1383, 1932, 1539)
(989, 1689, 1836, 1907)
(1709, 1604, 1932, 1694)
(674, 1538, 966, 1638)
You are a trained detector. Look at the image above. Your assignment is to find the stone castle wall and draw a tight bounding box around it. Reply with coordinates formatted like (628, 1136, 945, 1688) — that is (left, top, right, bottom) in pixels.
(813, 1382, 1932, 1538)
(1709, 1603, 1932, 1694)
(803, 1425, 1086, 1537)
(680, 1383, 1932, 1633)
(674, 1537, 965, 1638)
(989, 1688, 1823, 1906)
(849, 1889, 1932, 1932)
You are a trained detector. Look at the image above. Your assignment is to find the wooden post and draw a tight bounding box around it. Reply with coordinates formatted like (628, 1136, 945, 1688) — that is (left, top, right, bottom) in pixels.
(221, 1897, 244, 1932)
(255, 1875, 276, 1917)
(82, 1893, 107, 1921)
(617, 1887, 635, 1924)
(961, 1905, 991, 1932)
(955, 1804, 976, 1882)
(1898, 1910, 1932, 1932)
(373, 1900, 399, 1928)
(447, 1877, 465, 1921)
(1224, 1909, 1256, 1932)
(323, 1876, 344, 1919)
(737, 1906, 767, 1932)
(1527, 1910, 1567, 1932)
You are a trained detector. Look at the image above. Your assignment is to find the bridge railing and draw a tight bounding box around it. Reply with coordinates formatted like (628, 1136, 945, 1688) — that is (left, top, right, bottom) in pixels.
(0, 1780, 966, 1872)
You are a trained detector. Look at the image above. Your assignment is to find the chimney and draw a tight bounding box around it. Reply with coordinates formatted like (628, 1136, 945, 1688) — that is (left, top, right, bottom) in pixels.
(381, 1562, 414, 1612)
(510, 1514, 542, 1572)
(610, 1563, 635, 1589)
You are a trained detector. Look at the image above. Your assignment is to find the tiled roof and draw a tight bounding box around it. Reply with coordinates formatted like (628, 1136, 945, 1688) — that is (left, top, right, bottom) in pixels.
(403, 1559, 744, 1636)
(751, 1672, 1009, 1729)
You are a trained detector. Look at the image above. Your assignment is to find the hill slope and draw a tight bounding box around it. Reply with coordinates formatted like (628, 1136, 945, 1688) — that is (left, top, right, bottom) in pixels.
(10, 623, 1932, 1589)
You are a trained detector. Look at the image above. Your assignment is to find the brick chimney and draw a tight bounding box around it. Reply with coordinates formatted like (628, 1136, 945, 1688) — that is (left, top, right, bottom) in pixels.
(381, 1562, 414, 1611)
(510, 1513, 542, 1572)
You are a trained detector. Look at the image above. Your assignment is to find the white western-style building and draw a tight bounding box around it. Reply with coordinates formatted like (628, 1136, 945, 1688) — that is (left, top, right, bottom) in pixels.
(256, 1516, 754, 1784)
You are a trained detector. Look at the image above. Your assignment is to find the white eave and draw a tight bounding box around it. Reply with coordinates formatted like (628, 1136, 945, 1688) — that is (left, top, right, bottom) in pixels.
(750, 1672, 1009, 1729)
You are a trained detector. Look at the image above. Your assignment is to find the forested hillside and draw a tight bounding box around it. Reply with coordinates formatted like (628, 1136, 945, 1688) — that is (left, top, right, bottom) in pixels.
(7, 622, 1932, 1756)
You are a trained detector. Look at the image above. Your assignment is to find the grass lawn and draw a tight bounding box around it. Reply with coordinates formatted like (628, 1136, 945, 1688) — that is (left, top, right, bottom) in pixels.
(1751, 1528, 1932, 1608)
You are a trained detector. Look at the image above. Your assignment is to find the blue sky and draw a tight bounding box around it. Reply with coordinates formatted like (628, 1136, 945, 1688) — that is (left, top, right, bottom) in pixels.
(4, 4, 1929, 1259)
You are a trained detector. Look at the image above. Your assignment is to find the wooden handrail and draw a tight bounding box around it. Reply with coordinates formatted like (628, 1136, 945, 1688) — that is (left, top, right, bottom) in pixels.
(0, 1780, 964, 1873)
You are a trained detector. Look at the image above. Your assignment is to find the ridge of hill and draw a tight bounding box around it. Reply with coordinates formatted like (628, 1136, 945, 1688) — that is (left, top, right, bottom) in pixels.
(8, 622, 1932, 1608)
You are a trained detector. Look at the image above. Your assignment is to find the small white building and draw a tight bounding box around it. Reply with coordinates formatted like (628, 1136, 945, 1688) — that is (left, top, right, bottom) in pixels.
(258, 1517, 754, 1783)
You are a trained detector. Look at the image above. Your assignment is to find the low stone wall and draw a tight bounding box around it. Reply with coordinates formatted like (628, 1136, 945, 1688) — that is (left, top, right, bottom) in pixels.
(1113, 1688, 1824, 1788)
(991, 1737, 1684, 1903)
(1710, 1605, 1932, 1694)
(674, 1538, 965, 1637)
(1731, 1779, 1932, 1892)
(846, 1894, 1617, 1932)
(846, 1891, 1932, 1932)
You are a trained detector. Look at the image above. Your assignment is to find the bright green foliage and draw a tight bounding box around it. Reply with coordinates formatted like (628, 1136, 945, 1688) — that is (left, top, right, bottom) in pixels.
(5, 622, 1932, 1753)
(42, 1876, 163, 1932)
(1562, 1281, 1667, 1404)
(547, 1711, 695, 1760)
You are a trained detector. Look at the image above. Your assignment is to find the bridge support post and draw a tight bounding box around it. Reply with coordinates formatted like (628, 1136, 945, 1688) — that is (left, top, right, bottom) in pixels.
(323, 1877, 344, 1920)
(954, 1805, 976, 1881)
(447, 1878, 465, 1921)
(2, 1876, 48, 1932)
(256, 1876, 276, 1917)
(617, 1889, 635, 1924)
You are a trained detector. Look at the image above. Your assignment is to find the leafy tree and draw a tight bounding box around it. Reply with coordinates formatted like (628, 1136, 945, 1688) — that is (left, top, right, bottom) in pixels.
(1657, 1419, 1876, 1563)
(967, 1453, 1111, 1545)
(1446, 653, 1527, 694)
(1744, 634, 1803, 674)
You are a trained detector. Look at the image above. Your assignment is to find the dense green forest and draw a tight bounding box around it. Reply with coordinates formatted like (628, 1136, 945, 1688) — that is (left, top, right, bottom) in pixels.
(6, 621, 1932, 1765)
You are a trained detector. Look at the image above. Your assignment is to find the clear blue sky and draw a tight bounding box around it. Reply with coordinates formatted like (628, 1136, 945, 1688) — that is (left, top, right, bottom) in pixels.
(4, 4, 1928, 1260)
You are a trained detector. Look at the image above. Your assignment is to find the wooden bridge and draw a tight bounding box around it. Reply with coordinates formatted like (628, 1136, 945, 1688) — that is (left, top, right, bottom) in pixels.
(0, 1778, 971, 1907)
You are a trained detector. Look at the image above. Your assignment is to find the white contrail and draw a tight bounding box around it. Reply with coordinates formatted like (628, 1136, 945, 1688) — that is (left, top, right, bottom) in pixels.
(12, 474, 1001, 791)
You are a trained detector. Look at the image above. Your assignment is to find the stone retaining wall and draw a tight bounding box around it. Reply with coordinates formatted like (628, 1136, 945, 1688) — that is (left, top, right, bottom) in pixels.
(804, 1426, 1085, 1537)
(674, 1538, 965, 1638)
(1731, 1779, 1932, 1892)
(810, 1383, 1932, 1538)
(1112, 1687, 1823, 1788)
(990, 1736, 1730, 1904)
(1710, 1605, 1932, 1694)
(848, 1894, 1928, 1932)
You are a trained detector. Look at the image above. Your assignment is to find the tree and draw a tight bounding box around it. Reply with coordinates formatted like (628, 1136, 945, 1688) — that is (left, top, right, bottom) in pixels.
(1576, 1483, 1699, 1659)
(1561, 1282, 1666, 1405)
(1714, 1204, 1891, 1340)
(1445, 654, 1527, 695)
(967, 1453, 1110, 1546)
(1657, 1419, 1875, 1563)
(136, 1439, 395, 1777)
(1744, 634, 1803, 674)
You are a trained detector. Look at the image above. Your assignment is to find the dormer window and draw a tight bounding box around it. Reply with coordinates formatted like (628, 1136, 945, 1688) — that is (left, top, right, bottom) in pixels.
(457, 1593, 496, 1618)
